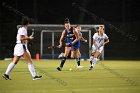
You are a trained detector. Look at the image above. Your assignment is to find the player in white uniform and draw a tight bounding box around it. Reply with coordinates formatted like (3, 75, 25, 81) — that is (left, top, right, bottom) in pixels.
(89, 26, 109, 70)
(2, 17, 42, 80)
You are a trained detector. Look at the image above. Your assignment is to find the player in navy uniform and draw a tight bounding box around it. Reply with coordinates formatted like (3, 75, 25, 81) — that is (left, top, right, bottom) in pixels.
(57, 25, 87, 68)
(57, 18, 79, 71)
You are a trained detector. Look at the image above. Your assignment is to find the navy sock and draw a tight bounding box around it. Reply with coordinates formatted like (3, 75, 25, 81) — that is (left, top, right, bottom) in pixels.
(60, 57, 66, 68)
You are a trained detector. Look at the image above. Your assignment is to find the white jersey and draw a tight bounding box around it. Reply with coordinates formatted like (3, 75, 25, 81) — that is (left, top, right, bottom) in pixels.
(16, 27, 28, 44)
(14, 27, 30, 56)
(93, 32, 108, 48)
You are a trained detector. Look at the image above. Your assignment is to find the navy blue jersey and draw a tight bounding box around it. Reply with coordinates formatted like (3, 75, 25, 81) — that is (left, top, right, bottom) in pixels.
(71, 31, 80, 51)
(65, 27, 75, 43)
(64, 27, 80, 50)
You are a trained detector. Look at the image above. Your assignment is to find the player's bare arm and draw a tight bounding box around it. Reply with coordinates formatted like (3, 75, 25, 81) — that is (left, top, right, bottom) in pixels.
(20, 35, 33, 41)
(80, 36, 87, 42)
(103, 38, 109, 46)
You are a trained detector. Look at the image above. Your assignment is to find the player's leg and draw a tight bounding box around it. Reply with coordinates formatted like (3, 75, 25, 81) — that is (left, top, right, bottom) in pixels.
(2, 56, 20, 80)
(71, 47, 84, 68)
(89, 46, 103, 70)
(2, 44, 22, 80)
(75, 49, 84, 68)
(71, 47, 79, 58)
(75, 49, 81, 66)
(89, 51, 100, 70)
(57, 47, 71, 71)
(23, 51, 42, 80)
(90, 52, 102, 64)
(89, 45, 96, 65)
(58, 52, 64, 58)
(89, 52, 95, 65)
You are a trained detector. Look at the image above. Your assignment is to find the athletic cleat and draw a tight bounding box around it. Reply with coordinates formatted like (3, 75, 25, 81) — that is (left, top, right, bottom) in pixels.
(33, 75, 42, 80)
(2, 74, 11, 80)
(77, 66, 84, 68)
(89, 66, 93, 70)
(58, 53, 64, 58)
(57, 67, 61, 71)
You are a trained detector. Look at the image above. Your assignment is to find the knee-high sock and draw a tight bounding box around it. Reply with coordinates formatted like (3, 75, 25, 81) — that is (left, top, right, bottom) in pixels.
(60, 57, 66, 68)
(75, 58, 80, 66)
(5, 63, 16, 75)
(28, 63, 36, 77)
(91, 58, 97, 67)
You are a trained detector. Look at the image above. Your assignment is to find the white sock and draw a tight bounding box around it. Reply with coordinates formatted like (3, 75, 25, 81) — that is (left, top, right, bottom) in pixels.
(90, 56, 94, 62)
(91, 58, 97, 67)
(5, 63, 16, 75)
(28, 63, 36, 77)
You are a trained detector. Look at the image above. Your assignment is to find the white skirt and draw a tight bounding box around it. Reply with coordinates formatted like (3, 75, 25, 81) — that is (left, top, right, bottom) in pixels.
(92, 45, 104, 53)
(13, 44, 30, 56)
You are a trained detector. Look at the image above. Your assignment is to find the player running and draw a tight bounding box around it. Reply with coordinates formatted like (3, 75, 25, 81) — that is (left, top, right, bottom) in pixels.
(74, 25, 87, 68)
(56, 18, 79, 71)
(2, 17, 42, 80)
(89, 26, 109, 70)
(57, 25, 87, 68)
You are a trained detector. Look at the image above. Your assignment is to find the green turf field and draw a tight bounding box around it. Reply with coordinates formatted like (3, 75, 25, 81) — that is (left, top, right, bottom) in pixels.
(0, 60, 140, 93)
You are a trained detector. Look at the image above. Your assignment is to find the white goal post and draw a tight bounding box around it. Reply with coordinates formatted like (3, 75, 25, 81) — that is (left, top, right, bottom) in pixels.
(17, 24, 104, 60)
(40, 29, 91, 59)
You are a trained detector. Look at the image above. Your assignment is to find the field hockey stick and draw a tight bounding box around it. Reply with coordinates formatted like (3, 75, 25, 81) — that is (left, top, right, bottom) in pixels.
(28, 29, 35, 46)
(31, 29, 34, 37)
(48, 45, 65, 49)
(48, 45, 59, 49)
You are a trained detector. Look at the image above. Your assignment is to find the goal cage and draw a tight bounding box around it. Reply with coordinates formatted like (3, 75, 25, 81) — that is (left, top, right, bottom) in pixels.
(17, 24, 104, 60)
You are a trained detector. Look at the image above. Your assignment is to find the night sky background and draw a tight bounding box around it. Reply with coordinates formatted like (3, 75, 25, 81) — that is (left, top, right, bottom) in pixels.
(0, 0, 140, 59)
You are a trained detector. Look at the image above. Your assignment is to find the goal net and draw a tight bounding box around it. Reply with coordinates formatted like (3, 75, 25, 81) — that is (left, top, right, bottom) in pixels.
(17, 24, 104, 60)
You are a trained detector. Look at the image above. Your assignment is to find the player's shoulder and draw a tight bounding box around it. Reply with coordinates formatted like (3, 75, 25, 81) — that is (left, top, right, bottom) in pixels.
(18, 27, 26, 34)
(93, 33, 98, 38)
(103, 33, 108, 36)
(63, 29, 66, 33)
(18, 27, 26, 31)
(62, 29, 67, 35)
(103, 33, 109, 38)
